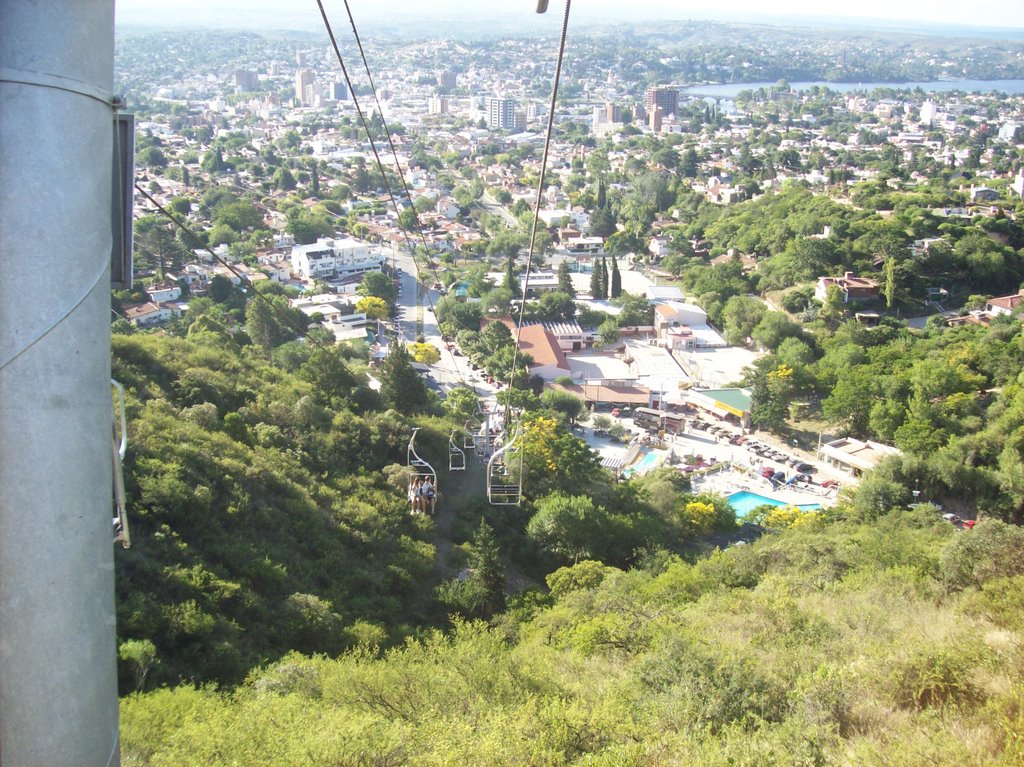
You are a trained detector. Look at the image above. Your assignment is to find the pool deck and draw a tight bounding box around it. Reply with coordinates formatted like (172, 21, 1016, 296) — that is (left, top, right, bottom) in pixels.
(692, 464, 838, 507)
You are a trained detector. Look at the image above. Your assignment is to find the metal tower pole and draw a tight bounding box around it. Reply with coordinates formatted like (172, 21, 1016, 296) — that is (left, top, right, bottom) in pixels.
(0, 1, 120, 765)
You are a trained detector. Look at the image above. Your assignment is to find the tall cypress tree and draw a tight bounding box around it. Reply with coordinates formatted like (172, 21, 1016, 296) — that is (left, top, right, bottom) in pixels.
(610, 256, 622, 298)
(503, 256, 521, 298)
(557, 260, 575, 298)
(589, 261, 602, 299)
(600, 256, 609, 300)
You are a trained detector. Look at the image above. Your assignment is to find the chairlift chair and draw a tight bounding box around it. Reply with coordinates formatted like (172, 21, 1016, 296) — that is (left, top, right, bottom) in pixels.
(407, 427, 438, 513)
(487, 420, 524, 506)
(111, 379, 130, 548)
(448, 429, 466, 471)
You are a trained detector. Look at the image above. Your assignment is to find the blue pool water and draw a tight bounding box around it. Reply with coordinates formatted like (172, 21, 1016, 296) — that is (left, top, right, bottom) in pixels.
(727, 491, 822, 517)
(623, 450, 663, 477)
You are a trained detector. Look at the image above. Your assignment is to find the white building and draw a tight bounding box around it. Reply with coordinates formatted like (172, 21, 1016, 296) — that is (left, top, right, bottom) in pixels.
(291, 295, 369, 341)
(289, 237, 385, 281)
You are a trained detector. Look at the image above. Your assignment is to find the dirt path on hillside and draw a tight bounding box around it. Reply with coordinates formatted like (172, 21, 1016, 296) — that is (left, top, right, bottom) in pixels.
(431, 458, 536, 593)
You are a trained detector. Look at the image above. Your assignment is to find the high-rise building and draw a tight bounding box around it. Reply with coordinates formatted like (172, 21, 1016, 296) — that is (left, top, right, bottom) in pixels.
(296, 51, 307, 67)
(330, 81, 349, 101)
(649, 106, 663, 133)
(920, 100, 937, 127)
(295, 68, 315, 105)
(428, 95, 449, 115)
(233, 70, 258, 92)
(487, 98, 516, 130)
(645, 86, 678, 119)
(605, 101, 622, 123)
(436, 70, 457, 90)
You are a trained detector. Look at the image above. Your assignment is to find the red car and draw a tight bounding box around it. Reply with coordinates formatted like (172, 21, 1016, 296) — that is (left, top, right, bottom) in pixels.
(611, 408, 622, 417)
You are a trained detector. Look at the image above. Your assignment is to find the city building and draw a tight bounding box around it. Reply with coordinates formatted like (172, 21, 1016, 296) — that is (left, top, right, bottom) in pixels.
(428, 95, 449, 115)
(233, 70, 258, 92)
(436, 70, 457, 90)
(289, 237, 385, 280)
(329, 81, 348, 101)
(487, 97, 517, 130)
(294, 68, 315, 105)
(645, 86, 678, 119)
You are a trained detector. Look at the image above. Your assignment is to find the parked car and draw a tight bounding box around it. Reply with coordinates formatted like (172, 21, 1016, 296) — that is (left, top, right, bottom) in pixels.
(611, 408, 622, 417)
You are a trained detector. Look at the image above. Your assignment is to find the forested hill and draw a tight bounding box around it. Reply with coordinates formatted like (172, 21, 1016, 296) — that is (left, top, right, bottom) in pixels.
(121, 512, 1024, 765)
(111, 331, 445, 687)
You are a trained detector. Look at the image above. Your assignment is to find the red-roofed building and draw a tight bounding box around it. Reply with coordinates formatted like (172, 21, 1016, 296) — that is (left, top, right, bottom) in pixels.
(814, 271, 880, 304)
(516, 324, 571, 381)
(985, 289, 1024, 317)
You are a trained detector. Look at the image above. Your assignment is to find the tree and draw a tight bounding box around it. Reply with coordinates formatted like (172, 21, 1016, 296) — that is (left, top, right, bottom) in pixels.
(610, 256, 622, 298)
(589, 263, 602, 299)
(589, 203, 616, 238)
(398, 207, 419, 232)
(557, 260, 576, 298)
(751, 311, 802, 352)
(527, 493, 610, 564)
(598, 318, 620, 347)
(208, 274, 234, 303)
(503, 257, 521, 299)
(443, 386, 481, 422)
(358, 271, 396, 306)
(118, 639, 158, 693)
(356, 296, 389, 321)
(137, 146, 168, 169)
(600, 257, 610, 300)
(379, 342, 429, 412)
(273, 167, 297, 191)
(245, 295, 295, 354)
(437, 520, 506, 619)
(409, 342, 441, 366)
(884, 254, 897, 308)
(540, 389, 585, 425)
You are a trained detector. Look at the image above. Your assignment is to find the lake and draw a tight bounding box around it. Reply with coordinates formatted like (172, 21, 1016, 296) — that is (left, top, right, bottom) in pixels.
(683, 80, 1024, 98)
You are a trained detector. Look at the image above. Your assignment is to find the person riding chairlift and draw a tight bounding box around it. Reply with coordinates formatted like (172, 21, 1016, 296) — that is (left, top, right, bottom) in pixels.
(420, 477, 436, 514)
(410, 478, 423, 513)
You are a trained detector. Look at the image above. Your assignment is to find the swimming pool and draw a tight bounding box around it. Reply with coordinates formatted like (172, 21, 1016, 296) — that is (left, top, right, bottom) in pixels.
(623, 450, 664, 477)
(727, 491, 822, 517)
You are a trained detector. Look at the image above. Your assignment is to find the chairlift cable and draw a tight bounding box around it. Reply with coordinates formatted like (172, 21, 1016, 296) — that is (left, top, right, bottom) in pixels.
(133, 184, 334, 355)
(315, 0, 466, 385)
(502, 0, 572, 421)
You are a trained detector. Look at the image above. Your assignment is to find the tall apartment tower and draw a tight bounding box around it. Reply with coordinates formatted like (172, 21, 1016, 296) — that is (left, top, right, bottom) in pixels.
(295, 68, 315, 105)
(487, 98, 516, 130)
(605, 101, 622, 123)
(645, 86, 679, 119)
(428, 95, 449, 115)
(296, 51, 307, 67)
(920, 100, 937, 127)
(233, 70, 258, 92)
(330, 81, 349, 101)
(436, 70, 457, 90)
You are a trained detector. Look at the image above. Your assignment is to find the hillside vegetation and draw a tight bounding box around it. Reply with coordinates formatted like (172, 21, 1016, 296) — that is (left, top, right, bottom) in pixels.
(121, 512, 1024, 766)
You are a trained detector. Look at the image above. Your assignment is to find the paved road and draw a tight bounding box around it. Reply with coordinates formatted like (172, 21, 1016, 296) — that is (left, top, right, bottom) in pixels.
(479, 191, 519, 229)
(390, 248, 490, 397)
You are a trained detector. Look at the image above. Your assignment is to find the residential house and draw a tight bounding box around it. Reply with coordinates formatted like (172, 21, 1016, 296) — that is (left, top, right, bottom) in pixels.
(290, 237, 384, 281)
(145, 283, 181, 302)
(985, 289, 1024, 317)
(124, 301, 181, 327)
(815, 271, 881, 304)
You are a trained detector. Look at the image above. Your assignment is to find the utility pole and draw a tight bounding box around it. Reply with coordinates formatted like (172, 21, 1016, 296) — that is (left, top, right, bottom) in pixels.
(0, 2, 120, 765)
